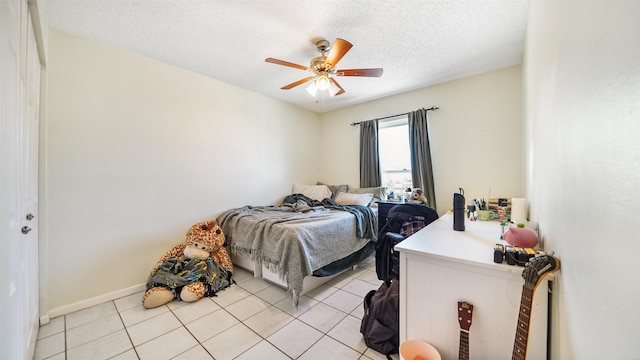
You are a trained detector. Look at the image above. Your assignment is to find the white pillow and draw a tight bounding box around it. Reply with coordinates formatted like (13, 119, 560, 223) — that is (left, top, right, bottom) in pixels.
(335, 192, 374, 207)
(292, 183, 332, 202)
(348, 186, 387, 202)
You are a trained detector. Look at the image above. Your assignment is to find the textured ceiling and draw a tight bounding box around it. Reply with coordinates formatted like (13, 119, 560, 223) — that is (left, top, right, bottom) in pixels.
(45, 0, 530, 113)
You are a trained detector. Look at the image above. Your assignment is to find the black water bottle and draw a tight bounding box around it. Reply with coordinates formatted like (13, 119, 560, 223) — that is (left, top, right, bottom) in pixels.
(453, 188, 465, 231)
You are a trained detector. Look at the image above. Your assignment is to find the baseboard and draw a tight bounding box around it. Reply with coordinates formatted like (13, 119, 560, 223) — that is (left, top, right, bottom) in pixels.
(45, 283, 146, 321)
(39, 313, 50, 326)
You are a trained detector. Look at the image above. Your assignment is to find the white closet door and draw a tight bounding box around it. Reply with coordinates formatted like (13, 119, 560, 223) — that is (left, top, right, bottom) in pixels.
(22, 10, 42, 359)
(1, 0, 41, 358)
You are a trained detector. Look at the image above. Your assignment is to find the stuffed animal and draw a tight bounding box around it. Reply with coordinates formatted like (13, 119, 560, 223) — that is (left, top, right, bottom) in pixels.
(408, 188, 429, 205)
(142, 219, 234, 309)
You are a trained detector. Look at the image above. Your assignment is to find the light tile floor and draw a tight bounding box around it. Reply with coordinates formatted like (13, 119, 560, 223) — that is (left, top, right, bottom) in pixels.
(34, 255, 400, 360)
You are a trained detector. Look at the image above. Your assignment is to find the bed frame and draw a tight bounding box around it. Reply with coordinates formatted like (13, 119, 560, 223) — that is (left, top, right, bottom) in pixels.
(232, 254, 344, 295)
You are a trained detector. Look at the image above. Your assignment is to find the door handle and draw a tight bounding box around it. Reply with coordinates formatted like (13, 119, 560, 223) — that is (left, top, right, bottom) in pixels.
(26, 213, 34, 221)
(21, 226, 32, 234)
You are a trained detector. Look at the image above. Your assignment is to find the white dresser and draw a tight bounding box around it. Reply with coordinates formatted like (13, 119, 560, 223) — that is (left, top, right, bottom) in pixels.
(394, 214, 551, 360)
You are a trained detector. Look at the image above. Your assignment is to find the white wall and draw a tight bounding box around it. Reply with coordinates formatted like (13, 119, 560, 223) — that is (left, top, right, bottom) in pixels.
(319, 66, 524, 215)
(45, 29, 320, 311)
(525, 2, 640, 359)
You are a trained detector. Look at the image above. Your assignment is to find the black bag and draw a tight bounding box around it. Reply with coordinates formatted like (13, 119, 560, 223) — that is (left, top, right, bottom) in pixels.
(360, 280, 400, 359)
(376, 204, 439, 284)
(375, 232, 405, 285)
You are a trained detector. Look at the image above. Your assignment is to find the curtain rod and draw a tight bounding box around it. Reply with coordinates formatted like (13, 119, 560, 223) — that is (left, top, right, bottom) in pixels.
(349, 106, 439, 126)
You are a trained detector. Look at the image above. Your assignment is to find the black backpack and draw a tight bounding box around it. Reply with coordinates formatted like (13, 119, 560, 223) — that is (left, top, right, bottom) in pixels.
(376, 204, 438, 284)
(382, 203, 439, 235)
(360, 280, 400, 359)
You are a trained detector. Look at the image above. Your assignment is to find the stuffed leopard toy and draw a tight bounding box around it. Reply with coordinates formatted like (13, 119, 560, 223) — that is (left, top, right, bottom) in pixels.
(142, 219, 233, 309)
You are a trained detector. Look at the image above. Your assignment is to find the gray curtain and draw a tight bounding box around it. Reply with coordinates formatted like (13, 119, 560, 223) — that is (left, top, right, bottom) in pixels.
(359, 120, 381, 187)
(408, 109, 437, 209)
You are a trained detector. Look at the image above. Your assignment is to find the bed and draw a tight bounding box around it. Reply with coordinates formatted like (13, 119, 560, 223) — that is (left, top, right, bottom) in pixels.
(216, 188, 380, 305)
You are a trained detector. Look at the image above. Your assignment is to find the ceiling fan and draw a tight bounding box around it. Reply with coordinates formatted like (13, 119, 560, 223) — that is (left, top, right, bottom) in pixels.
(265, 38, 383, 97)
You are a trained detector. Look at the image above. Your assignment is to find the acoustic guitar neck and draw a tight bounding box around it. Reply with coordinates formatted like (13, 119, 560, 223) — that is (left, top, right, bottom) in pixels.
(512, 254, 560, 360)
(512, 286, 534, 360)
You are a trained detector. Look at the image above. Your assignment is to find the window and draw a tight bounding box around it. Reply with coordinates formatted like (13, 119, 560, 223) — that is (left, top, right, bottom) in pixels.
(378, 116, 412, 197)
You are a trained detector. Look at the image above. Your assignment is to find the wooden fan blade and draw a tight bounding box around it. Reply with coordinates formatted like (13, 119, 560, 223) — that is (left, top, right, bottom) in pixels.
(336, 68, 383, 77)
(281, 76, 315, 90)
(330, 78, 345, 96)
(323, 38, 353, 69)
(265, 57, 308, 71)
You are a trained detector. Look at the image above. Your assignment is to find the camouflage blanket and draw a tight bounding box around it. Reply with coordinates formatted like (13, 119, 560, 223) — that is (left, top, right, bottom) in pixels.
(145, 257, 232, 300)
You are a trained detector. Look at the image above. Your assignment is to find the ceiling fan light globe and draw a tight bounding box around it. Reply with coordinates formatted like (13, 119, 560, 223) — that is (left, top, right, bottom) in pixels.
(316, 75, 330, 90)
(306, 82, 318, 96)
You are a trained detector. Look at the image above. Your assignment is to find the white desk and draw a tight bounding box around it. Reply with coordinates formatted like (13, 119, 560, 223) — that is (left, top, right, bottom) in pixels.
(395, 214, 549, 360)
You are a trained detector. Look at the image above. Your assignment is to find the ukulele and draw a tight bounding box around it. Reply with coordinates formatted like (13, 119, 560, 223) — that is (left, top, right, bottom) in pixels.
(457, 301, 474, 360)
(512, 254, 560, 360)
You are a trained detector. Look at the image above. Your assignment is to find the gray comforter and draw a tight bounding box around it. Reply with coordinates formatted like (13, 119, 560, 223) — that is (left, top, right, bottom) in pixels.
(217, 195, 377, 305)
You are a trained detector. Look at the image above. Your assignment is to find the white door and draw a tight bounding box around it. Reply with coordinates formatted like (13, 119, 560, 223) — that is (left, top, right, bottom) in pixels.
(0, 0, 25, 357)
(21, 10, 42, 359)
(1, 0, 40, 358)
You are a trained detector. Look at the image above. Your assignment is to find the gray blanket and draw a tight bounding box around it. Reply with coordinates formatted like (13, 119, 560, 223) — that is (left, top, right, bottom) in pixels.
(217, 195, 377, 305)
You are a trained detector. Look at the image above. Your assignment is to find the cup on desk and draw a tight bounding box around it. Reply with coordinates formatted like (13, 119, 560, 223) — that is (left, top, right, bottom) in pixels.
(477, 210, 495, 221)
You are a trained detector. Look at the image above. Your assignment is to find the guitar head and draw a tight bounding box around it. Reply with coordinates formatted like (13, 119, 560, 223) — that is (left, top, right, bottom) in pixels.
(458, 301, 474, 331)
(522, 254, 560, 290)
